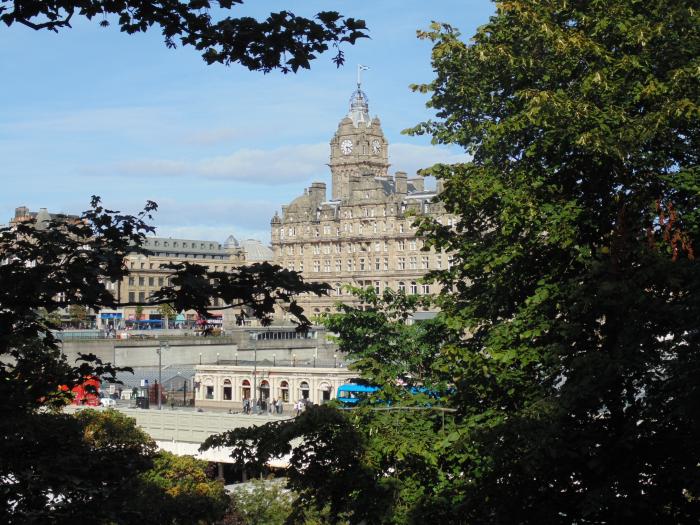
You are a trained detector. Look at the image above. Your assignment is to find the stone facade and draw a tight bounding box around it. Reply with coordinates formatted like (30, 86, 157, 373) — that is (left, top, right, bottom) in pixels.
(270, 84, 453, 315)
(194, 364, 355, 409)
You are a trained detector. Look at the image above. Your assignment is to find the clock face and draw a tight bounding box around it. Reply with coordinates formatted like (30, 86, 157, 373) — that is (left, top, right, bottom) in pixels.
(341, 139, 353, 155)
(372, 139, 381, 154)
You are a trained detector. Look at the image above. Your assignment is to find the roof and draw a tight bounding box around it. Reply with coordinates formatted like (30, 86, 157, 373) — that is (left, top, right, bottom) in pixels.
(241, 239, 274, 262)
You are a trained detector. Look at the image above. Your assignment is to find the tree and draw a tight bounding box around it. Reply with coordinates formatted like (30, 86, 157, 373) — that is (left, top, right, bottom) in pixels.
(229, 478, 293, 525)
(159, 302, 177, 322)
(204, 289, 460, 525)
(0, 1, 368, 72)
(208, 1, 700, 522)
(130, 451, 230, 525)
(403, 1, 700, 522)
(68, 303, 87, 327)
(0, 197, 327, 522)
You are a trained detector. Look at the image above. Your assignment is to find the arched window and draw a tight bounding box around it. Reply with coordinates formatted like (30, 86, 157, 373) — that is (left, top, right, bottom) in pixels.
(398, 281, 406, 293)
(241, 379, 251, 400)
(279, 380, 289, 402)
(410, 281, 418, 294)
(260, 380, 270, 401)
(222, 379, 232, 401)
(299, 381, 310, 400)
(319, 382, 332, 403)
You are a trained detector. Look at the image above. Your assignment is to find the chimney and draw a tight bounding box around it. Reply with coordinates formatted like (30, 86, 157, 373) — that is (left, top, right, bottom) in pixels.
(309, 182, 327, 200)
(408, 177, 424, 193)
(394, 171, 407, 195)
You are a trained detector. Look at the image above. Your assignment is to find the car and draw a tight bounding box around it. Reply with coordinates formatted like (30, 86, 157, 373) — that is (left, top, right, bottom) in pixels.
(100, 397, 116, 408)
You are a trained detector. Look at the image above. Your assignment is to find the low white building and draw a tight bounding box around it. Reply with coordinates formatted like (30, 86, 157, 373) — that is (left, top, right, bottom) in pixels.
(194, 364, 356, 409)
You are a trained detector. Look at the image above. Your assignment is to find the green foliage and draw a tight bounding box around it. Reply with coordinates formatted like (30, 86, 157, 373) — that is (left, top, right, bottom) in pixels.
(159, 302, 177, 321)
(0, 197, 326, 522)
(229, 479, 293, 525)
(67, 304, 87, 325)
(0, 1, 368, 72)
(403, 1, 700, 522)
(208, 1, 700, 523)
(131, 451, 230, 525)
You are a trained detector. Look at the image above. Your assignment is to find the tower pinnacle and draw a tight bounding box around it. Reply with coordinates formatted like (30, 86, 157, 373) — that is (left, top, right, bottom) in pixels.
(348, 65, 371, 127)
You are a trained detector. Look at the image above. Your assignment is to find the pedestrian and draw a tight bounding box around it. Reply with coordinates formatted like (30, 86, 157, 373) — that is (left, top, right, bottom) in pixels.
(294, 400, 301, 417)
(276, 398, 283, 414)
(243, 398, 249, 414)
(269, 399, 275, 414)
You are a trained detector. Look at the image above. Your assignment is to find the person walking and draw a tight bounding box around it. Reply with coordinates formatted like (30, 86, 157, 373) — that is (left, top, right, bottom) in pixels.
(276, 398, 283, 415)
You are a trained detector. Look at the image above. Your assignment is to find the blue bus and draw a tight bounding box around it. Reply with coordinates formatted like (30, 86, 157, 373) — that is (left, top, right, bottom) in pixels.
(336, 383, 381, 405)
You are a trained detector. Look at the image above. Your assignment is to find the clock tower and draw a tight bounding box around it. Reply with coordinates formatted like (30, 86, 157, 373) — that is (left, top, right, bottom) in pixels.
(329, 78, 389, 201)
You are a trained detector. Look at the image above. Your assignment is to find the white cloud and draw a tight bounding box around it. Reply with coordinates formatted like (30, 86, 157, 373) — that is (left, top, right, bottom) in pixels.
(389, 143, 469, 177)
(87, 142, 468, 185)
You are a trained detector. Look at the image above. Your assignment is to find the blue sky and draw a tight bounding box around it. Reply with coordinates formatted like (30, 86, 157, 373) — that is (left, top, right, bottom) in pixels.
(0, 0, 494, 243)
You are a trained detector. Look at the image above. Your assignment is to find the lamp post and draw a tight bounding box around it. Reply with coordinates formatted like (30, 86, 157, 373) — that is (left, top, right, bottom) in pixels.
(199, 352, 202, 365)
(157, 341, 169, 410)
(216, 352, 220, 365)
(293, 353, 296, 367)
(235, 352, 238, 366)
(273, 353, 276, 366)
(334, 354, 337, 368)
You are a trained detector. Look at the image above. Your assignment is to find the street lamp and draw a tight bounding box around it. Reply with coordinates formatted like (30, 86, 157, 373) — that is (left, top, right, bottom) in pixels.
(334, 354, 337, 368)
(273, 353, 276, 366)
(156, 341, 169, 410)
(235, 352, 238, 366)
(216, 352, 220, 365)
(293, 353, 296, 367)
(198, 352, 202, 365)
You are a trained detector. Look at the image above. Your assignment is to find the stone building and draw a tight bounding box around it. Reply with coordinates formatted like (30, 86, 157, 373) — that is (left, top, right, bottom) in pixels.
(194, 364, 355, 410)
(270, 82, 453, 315)
(115, 236, 247, 326)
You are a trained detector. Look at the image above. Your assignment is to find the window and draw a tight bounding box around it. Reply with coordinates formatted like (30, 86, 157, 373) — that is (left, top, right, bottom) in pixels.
(223, 379, 232, 401)
(299, 245, 304, 255)
(409, 256, 418, 270)
(364, 208, 369, 217)
(323, 225, 331, 235)
(334, 244, 341, 254)
(128, 277, 135, 286)
(323, 244, 330, 255)
(280, 381, 289, 402)
(324, 260, 331, 272)
(373, 223, 378, 233)
(148, 277, 154, 286)
(409, 240, 417, 251)
(346, 259, 354, 272)
(374, 281, 380, 294)
(359, 258, 366, 271)
(374, 241, 381, 252)
(128, 292, 135, 302)
(313, 260, 320, 272)
(422, 256, 430, 269)
(138, 291, 145, 302)
(397, 240, 405, 251)
(422, 284, 431, 294)
(410, 281, 418, 294)
(375, 257, 381, 270)
(397, 257, 405, 270)
(299, 262, 304, 272)
(358, 223, 364, 234)
(313, 245, 320, 255)
(140, 262, 145, 269)
(206, 386, 214, 399)
(335, 259, 342, 272)
(399, 223, 405, 233)
(287, 246, 294, 256)
(138, 276, 145, 286)
(383, 257, 389, 271)
(335, 283, 342, 296)
(436, 255, 443, 269)
(398, 281, 406, 292)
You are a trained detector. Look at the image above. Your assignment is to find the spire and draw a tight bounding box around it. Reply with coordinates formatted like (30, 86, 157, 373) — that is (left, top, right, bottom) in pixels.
(348, 65, 371, 127)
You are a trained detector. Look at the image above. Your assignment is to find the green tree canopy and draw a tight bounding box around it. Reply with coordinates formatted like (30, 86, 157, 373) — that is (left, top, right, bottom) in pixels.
(0, 197, 327, 522)
(0, 1, 367, 72)
(208, 1, 700, 522)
